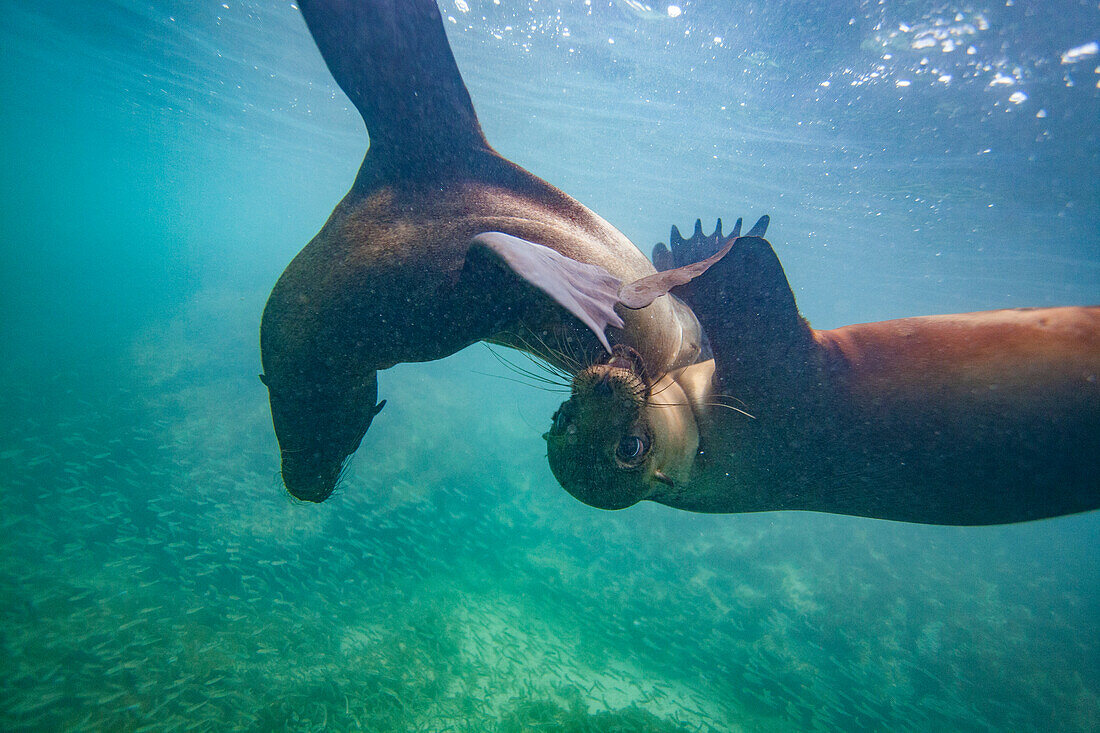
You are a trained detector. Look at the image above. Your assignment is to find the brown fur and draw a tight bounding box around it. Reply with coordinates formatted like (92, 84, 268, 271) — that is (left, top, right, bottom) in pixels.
(546, 230, 1100, 525)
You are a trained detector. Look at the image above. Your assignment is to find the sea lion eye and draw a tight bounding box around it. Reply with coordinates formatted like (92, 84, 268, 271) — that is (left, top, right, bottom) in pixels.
(552, 408, 570, 432)
(616, 434, 649, 464)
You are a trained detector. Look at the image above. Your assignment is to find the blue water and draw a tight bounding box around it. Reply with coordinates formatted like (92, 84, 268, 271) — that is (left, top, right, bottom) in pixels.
(2, 1, 1098, 730)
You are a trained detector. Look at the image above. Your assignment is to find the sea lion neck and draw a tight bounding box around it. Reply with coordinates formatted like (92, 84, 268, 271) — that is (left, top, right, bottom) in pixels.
(349, 144, 504, 192)
(643, 371, 702, 487)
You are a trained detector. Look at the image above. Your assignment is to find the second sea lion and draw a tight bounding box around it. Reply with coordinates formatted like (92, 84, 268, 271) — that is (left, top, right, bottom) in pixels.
(545, 222, 1100, 525)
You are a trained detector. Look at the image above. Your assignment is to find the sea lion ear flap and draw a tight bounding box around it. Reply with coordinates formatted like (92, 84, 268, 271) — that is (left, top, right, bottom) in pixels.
(467, 232, 625, 352)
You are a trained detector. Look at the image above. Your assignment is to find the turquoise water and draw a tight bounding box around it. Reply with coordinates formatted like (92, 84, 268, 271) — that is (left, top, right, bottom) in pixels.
(2, 1, 1098, 730)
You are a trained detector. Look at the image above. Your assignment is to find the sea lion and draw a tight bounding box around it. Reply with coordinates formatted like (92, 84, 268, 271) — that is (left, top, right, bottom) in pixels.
(259, 0, 709, 501)
(546, 221, 1100, 525)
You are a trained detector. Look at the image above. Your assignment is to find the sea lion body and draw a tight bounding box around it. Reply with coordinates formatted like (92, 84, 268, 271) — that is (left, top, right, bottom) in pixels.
(260, 0, 703, 501)
(547, 228, 1100, 525)
(664, 308, 1100, 524)
(265, 166, 693, 370)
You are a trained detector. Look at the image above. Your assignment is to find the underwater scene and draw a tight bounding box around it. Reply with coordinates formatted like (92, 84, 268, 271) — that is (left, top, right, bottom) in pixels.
(2, 0, 1098, 731)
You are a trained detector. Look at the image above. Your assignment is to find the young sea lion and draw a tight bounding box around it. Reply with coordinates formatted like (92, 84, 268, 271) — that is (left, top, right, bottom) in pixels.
(260, 0, 710, 501)
(545, 222, 1100, 525)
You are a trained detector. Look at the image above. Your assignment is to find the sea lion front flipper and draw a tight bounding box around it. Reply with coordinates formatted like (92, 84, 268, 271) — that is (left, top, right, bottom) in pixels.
(620, 237, 738, 310)
(467, 233, 625, 353)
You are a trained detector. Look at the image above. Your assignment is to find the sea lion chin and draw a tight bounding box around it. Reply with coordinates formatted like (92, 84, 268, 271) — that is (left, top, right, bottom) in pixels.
(546, 346, 701, 510)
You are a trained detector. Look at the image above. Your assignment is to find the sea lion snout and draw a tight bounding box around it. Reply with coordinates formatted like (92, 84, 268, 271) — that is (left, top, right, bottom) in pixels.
(595, 345, 650, 387)
(280, 452, 341, 503)
(260, 364, 383, 503)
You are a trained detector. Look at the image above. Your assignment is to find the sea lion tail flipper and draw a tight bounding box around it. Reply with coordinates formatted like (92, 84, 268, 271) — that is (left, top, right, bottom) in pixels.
(467, 233, 625, 353)
(298, 0, 488, 165)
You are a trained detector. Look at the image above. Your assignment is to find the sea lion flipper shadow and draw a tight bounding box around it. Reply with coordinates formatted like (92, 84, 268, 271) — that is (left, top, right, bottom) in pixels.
(466, 233, 625, 353)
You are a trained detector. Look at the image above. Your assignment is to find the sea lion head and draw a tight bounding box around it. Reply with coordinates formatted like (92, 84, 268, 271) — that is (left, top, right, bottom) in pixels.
(545, 346, 699, 509)
(261, 372, 385, 503)
(258, 337, 386, 503)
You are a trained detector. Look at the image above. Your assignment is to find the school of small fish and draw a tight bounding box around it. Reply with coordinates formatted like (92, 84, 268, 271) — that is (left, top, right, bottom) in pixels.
(0, 292, 1095, 732)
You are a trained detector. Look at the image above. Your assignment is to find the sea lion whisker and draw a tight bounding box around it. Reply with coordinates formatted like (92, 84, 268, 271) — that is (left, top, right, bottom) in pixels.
(557, 333, 585, 372)
(703, 402, 756, 418)
(509, 328, 579, 379)
(488, 365, 569, 389)
(506, 328, 550, 364)
(532, 325, 592, 375)
(471, 370, 570, 392)
(531, 327, 585, 376)
(710, 392, 750, 409)
(649, 380, 678, 398)
(334, 457, 355, 492)
(483, 346, 570, 388)
(644, 398, 754, 418)
(489, 348, 571, 387)
(529, 347, 577, 382)
(646, 399, 686, 408)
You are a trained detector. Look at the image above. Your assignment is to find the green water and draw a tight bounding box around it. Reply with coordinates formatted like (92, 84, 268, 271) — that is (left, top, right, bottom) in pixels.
(2, 1, 1097, 731)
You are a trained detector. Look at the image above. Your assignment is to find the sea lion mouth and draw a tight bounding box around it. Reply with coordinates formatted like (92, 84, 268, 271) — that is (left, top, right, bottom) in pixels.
(605, 354, 636, 371)
(573, 345, 651, 404)
(596, 344, 648, 379)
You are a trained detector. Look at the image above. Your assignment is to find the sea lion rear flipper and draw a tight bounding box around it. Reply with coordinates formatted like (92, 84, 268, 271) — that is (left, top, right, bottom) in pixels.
(467, 233, 625, 353)
(298, 0, 489, 172)
(626, 218, 814, 391)
(623, 216, 769, 309)
(746, 215, 769, 237)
